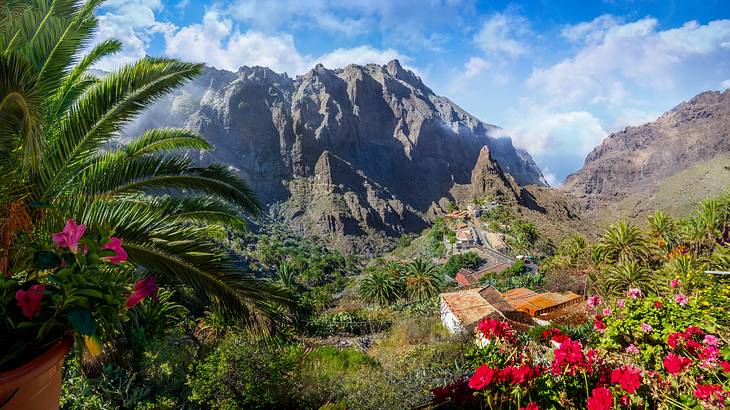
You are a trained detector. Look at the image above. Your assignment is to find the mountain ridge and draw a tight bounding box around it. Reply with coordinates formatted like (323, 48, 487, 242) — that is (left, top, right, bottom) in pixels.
(126, 59, 556, 251)
(561, 89, 730, 224)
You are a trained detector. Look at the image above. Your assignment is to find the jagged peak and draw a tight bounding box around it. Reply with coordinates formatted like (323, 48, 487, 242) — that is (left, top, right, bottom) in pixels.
(234, 65, 291, 82)
(385, 59, 404, 75)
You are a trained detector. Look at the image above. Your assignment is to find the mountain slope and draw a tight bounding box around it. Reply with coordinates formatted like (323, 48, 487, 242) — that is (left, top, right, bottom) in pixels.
(561, 89, 730, 224)
(126, 60, 551, 251)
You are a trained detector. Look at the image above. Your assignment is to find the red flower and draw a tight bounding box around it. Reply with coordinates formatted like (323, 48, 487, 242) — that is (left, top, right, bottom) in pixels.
(541, 328, 568, 344)
(15, 284, 46, 318)
(500, 364, 539, 385)
(468, 364, 498, 390)
(587, 387, 613, 410)
(477, 318, 515, 343)
(610, 365, 642, 394)
(102, 237, 128, 264)
(552, 338, 591, 375)
(720, 361, 730, 373)
(663, 353, 692, 374)
(684, 326, 704, 338)
(685, 340, 702, 356)
(52, 219, 86, 253)
(667, 332, 684, 349)
(694, 384, 726, 404)
(127, 276, 158, 308)
(593, 314, 606, 332)
(653, 301, 663, 309)
(520, 403, 539, 410)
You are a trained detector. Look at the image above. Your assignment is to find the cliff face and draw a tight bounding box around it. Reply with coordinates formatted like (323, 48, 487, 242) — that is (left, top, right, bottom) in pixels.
(126, 60, 549, 251)
(561, 90, 730, 222)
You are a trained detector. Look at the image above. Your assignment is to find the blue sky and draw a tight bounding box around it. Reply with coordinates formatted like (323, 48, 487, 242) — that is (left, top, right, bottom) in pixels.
(95, 0, 730, 185)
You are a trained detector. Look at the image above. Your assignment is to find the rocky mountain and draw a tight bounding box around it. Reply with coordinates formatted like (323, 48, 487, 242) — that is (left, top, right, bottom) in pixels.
(126, 60, 551, 251)
(561, 89, 730, 224)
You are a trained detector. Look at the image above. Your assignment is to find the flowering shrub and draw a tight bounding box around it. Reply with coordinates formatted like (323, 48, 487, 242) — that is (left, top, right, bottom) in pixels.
(0, 219, 157, 370)
(444, 281, 730, 409)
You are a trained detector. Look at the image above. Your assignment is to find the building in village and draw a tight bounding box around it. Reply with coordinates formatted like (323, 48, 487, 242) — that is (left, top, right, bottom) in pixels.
(439, 286, 584, 334)
(454, 225, 477, 250)
(454, 261, 514, 286)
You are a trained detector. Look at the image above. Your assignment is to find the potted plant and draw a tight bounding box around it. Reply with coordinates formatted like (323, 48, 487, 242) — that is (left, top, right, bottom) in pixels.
(0, 219, 157, 409)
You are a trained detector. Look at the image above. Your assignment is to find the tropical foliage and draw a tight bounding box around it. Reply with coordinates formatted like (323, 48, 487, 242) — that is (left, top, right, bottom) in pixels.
(545, 194, 730, 299)
(0, 0, 290, 340)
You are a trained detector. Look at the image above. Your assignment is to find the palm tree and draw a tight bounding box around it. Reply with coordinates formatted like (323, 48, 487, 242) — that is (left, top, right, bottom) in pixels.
(0, 0, 289, 335)
(561, 234, 589, 269)
(276, 261, 297, 290)
(680, 217, 708, 257)
(606, 260, 657, 295)
(403, 258, 443, 301)
(596, 221, 652, 265)
(646, 211, 676, 252)
(359, 270, 400, 306)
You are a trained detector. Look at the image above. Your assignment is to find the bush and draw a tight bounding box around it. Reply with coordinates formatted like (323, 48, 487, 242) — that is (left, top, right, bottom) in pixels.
(307, 311, 393, 336)
(441, 252, 482, 278)
(187, 334, 302, 410)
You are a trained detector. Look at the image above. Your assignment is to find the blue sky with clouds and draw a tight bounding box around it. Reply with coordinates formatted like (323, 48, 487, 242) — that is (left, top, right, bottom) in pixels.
(95, 0, 730, 185)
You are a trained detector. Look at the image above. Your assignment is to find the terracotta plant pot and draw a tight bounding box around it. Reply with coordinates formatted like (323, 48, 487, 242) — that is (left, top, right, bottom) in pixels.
(0, 337, 74, 410)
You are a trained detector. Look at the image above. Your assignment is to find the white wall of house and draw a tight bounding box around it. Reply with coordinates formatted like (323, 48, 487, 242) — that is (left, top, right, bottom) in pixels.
(440, 298, 465, 334)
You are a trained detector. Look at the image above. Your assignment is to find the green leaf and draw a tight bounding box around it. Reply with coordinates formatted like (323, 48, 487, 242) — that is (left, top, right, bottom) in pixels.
(67, 309, 96, 335)
(75, 288, 103, 299)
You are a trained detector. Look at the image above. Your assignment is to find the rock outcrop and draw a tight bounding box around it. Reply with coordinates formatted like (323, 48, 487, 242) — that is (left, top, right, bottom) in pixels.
(126, 60, 549, 251)
(561, 90, 730, 222)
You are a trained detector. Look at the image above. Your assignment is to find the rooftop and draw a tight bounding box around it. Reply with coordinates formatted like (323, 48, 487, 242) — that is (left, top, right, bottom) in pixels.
(503, 288, 583, 315)
(441, 289, 500, 328)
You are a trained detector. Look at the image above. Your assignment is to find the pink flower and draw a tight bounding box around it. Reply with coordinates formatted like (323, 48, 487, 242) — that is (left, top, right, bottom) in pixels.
(699, 346, 720, 369)
(16, 284, 46, 318)
(703, 335, 719, 347)
(127, 276, 158, 308)
(674, 294, 688, 306)
(625, 344, 640, 354)
(52, 219, 86, 253)
(520, 403, 539, 410)
(670, 279, 681, 288)
(587, 295, 602, 308)
(641, 323, 653, 333)
(602, 307, 612, 316)
(615, 298, 625, 308)
(628, 288, 642, 298)
(587, 387, 613, 410)
(102, 237, 128, 264)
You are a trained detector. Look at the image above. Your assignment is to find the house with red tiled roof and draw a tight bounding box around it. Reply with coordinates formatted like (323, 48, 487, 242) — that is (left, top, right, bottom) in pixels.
(453, 261, 514, 286)
(439, 286, 584, 334)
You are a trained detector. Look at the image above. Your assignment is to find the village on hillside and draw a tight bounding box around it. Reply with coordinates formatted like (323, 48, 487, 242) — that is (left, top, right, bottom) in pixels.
(434, 200, 585, 335)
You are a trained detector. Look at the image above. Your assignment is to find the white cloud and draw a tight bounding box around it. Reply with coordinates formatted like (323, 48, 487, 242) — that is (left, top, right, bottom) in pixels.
(561, 14, 618, 44)
(540, 167, 559, 187)
(474, 13, 529, 58)
(164, 11, 309, 74)
(93, 0, 172, 70)
(722, 79, 730, 90)
(507, 110, 607, 157)
(463, 56, 489, 79)
(528, 17, 730, 107)
(164, 11, 411, 75)
(316, 46, 406, 70)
